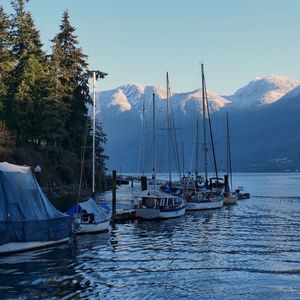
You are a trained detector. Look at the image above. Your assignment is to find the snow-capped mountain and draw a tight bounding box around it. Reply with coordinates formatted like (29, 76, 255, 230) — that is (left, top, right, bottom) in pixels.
(97, 75, 300, 117)
(225, 75, 300, 109)
(97, 83, 230, 118)
(98, 83, 167, 115)
(95, 75, 300, 172)
(174, 89, 230, 115)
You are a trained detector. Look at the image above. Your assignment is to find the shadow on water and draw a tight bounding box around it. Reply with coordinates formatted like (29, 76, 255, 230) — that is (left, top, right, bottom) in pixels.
(0, 244, 77, 298)
(0, 232, 111, 299)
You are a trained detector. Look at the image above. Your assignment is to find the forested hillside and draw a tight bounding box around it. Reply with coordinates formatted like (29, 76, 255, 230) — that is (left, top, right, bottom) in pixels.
(0, 0, 107, 198)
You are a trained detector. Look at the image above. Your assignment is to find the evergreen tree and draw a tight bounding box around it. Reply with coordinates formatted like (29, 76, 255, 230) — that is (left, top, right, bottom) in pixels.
(95, 120, 108, 189)
(5, 0, 50, 145)
(42, 50, 69, 153)
(95, 120, 108, 170)
(11, 0, 44, 61)
(50, 10, 90, 155)
(0, 6, 14, 118)
(84, 119, 108, 190)
(14, 54, 50, 144)
(0, 1, 107, 188)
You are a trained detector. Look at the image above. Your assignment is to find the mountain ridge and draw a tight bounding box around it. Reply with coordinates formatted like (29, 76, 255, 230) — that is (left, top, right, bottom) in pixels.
(95, 75, 300, 172)
(98, 75, 300, 115)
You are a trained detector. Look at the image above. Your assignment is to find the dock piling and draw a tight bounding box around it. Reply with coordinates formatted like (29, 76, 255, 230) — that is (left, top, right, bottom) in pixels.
(112, 170, 117, 218)
(141, 176, 147, 191)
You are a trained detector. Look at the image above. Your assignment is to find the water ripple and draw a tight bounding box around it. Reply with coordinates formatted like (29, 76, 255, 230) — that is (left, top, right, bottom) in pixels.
(1, 176, 300, 299)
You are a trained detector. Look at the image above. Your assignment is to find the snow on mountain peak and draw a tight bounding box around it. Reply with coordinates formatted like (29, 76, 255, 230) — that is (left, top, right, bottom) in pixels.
(228, 75, 300, 109)
(179, 89, 230, 114)
(283, 84, 300, 99)
(115, 83, 167, 103)
(109, 89, 131, 112)
(121, 83, 146, 98)
(98, 75, 300, 115)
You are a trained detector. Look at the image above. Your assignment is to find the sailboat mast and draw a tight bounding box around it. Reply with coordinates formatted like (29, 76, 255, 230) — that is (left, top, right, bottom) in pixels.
(204, 68, 219, 181)
(195, 119, 199, 180)
(86, 69, 107, 195)
(139, 98, 145, 175)
(226, 112, 229, 176)
(201, 64, 208, 182)
(92, 71, 96, 193)
(182, 142, 185, 176)
(226, 112, 233, 191)
(153, 93, 157, 190)
(166, 72, 172, 183)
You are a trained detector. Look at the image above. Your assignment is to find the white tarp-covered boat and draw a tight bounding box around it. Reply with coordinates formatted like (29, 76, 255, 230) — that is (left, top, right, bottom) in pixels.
(67, 198, 111, 234)
(0, 162, 72, 255)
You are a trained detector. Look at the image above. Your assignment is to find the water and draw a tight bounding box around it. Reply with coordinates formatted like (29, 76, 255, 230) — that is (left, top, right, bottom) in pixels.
(1, 173, 300, 299)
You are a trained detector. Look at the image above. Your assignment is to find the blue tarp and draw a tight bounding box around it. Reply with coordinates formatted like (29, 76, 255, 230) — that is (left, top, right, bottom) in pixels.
(0, 162, 72, 245)
(66, 203, 84, 215)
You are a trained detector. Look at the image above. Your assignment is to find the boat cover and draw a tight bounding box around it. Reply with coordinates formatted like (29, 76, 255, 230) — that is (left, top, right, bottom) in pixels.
(67, 198, 111, 223)
(0, 162, 72, 245)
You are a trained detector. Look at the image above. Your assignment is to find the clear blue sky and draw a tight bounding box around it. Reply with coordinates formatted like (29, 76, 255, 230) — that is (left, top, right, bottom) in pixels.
(2, 0, 300, 95)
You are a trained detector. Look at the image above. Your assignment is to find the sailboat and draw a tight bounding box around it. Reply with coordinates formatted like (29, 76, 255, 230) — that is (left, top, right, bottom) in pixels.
(67, 71, 111, 234)
(185, 64, 224, 210)
(0, 162, 72, 255)
(135, 92, 186, 220)
(223, 112, 238, 205)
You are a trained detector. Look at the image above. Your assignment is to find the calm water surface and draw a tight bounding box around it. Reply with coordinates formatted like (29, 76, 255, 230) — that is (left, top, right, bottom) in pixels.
(1, 173, 300, 299)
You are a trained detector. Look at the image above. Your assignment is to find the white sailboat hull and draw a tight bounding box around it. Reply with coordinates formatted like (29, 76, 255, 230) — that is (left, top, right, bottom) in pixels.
(75, 220, 110, 234)
(224, 195, 238, 205)
(136, 208, 160, 219)
(186, 197, 223, 210)
(70, 199, 111, 235)
(159, 206, 186, 219)
(136, 206, 186, 220)
(0, 238, 69, 255)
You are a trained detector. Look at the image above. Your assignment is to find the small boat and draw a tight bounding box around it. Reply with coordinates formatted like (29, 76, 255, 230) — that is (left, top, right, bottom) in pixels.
(135, 189, 186, 219)
(238, 193, 250, 200)
(182, 176, 223, 210)
(223, 194, 238, 204)
(185, 190, 223, 210)
(0, 162, 72, 255)
(135, 93, 186, 220)
(68, 198, 110, 234)
(184, 64, 224, 210)
(67, 71, 111, 234)
(234, 189, 250, 200)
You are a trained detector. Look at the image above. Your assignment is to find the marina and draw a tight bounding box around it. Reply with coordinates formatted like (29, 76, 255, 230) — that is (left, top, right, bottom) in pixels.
(0, 1, 300, 299)
(1, 173, 300, 299)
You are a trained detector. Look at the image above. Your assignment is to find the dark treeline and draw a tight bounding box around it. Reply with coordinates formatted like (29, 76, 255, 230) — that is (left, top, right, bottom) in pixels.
(0, 0, 107, 193)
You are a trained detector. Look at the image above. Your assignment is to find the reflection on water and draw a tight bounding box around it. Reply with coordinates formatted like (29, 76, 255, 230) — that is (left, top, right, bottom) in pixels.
(1, 174, 300, 299)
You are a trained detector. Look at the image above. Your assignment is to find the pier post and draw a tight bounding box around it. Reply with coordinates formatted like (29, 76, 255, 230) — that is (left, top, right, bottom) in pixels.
(224, 174, 229, 193)
(112, 170, 117, 219)
(141, 176, 147, 191)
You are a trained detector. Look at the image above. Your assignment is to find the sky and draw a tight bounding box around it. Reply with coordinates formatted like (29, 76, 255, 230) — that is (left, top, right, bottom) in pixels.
(1, 0, 300, 95)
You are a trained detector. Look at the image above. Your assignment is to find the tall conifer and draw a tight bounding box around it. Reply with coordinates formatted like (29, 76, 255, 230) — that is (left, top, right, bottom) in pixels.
(51, 10, 90, 154)
(0, 6, 14, 118)
(6, 0, 50, 145)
